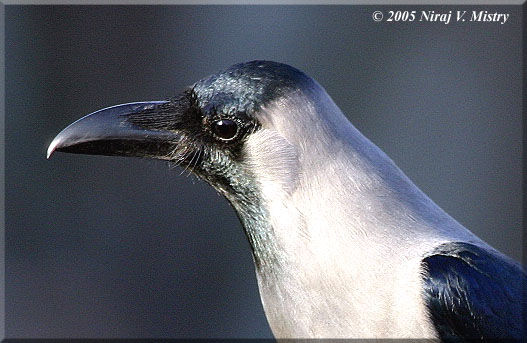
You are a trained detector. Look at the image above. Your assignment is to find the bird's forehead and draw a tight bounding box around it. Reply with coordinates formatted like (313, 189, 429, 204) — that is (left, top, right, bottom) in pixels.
(191, 61, 313, 118)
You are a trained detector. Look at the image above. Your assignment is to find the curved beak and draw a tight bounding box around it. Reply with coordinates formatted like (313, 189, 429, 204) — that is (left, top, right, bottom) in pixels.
(47, 101, 181, 160)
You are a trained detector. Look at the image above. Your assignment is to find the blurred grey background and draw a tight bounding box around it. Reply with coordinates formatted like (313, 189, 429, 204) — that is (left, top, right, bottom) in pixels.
(5, 5, 522, 339)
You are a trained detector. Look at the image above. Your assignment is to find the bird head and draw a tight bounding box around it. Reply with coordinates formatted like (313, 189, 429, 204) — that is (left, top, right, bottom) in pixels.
(48, 60, 356, 264)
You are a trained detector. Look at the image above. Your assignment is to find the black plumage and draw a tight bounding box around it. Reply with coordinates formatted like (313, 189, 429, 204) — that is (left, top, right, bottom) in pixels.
(422, 242, 526, 342)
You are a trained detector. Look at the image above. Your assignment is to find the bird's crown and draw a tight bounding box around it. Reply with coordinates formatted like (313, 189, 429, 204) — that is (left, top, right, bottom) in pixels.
(191, 60, 313, 117)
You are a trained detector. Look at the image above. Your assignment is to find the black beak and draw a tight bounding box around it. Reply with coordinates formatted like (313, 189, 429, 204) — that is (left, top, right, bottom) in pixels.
(47, 101, 182, 160)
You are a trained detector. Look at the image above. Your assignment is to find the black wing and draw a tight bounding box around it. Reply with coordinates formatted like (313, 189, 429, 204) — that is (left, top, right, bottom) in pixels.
(421, 242, 526, 342)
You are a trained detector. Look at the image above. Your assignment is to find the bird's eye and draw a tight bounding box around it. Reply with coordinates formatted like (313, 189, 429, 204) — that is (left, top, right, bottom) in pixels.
(211, 119, 238, 141)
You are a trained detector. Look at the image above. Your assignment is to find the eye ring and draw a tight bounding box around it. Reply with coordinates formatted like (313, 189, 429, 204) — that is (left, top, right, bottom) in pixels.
(211, 119, 239, 141)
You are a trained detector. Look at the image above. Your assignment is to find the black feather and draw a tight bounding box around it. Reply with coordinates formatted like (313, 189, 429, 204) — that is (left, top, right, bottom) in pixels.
(422, 242, 526, 342)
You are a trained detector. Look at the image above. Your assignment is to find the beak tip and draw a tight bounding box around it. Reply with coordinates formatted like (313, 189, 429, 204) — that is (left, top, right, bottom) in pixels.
(47, 136, 61, 159)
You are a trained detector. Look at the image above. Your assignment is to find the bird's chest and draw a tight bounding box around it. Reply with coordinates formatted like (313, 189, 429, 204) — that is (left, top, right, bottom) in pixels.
(254, 253, 438, 339)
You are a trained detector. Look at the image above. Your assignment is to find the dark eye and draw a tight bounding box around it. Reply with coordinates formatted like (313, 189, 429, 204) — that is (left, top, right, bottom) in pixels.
(212, 119, 238, 141)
